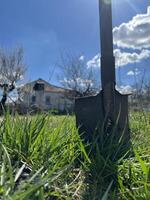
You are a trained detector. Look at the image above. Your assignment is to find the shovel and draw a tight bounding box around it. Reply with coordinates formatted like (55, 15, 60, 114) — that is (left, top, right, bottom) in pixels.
(75, 0, 130, 147)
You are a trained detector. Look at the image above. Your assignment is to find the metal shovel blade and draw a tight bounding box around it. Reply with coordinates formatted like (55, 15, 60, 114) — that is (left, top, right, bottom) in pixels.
(75, 90, 130, 146)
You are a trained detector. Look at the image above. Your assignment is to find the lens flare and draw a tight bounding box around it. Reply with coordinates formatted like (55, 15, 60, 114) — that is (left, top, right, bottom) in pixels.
(113, 0, 139, 13)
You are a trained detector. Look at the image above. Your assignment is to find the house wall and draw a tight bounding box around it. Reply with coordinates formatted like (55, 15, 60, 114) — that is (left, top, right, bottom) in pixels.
(22, 90, 74, 112)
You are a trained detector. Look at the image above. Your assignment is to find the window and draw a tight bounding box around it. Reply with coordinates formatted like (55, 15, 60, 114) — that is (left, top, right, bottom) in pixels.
(33, 83, 45, 91)
(45, 96, 51, 105)
(32, 95, 36, 103)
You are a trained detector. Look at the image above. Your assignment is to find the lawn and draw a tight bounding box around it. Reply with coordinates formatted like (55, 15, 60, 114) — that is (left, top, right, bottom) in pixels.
(0, 111, 149, 199)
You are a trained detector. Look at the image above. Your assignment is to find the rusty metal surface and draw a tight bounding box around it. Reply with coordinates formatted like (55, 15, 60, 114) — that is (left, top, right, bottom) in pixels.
(75, 92, 104, 142)
(75, 90, 130, 144)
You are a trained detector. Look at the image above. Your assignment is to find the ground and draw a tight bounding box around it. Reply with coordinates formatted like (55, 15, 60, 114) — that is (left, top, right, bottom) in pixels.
(0, 111, 149, 199)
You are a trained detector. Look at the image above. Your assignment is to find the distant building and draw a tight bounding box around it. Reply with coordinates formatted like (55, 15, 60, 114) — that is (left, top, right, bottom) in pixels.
(18, 78, 74, 112)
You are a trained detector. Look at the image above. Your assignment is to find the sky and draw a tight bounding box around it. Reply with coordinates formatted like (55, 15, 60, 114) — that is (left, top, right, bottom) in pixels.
(0, 0, 150, 91)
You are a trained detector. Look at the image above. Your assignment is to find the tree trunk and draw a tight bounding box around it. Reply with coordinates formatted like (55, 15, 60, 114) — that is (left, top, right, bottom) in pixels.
(0, 84, 15, 115)
(0, 94, 7, 114)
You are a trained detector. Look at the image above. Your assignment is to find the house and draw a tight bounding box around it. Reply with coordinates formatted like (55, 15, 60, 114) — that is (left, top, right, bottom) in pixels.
(18, 78, 74, 112)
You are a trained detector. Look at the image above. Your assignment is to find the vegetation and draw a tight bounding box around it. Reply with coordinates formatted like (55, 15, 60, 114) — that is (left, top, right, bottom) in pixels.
(0, 111, 149, 199)
(0, 47, 26, 111)
(58, 53, 98, 97)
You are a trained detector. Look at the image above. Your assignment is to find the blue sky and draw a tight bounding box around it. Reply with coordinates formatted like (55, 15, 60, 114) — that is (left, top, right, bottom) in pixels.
(0, 0, 150, 90)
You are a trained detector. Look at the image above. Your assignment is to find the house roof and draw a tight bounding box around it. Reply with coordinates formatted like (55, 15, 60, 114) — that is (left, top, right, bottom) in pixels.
(19, 78, 73, 94)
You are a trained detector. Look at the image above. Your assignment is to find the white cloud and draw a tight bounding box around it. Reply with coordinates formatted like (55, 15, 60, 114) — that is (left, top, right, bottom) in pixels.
(127, 69, 141, 76)
(87, 49, 150, 68)
(87, 54, 100, 68)
(61, 77, 93, 88)
(127, 71, 135, 76)
(87, 7, 150, 69)
(79, 55, 85, 61)
(113, 6, 150, 49)
(114, 49, 150, 67)
(116, 85, 134, 94)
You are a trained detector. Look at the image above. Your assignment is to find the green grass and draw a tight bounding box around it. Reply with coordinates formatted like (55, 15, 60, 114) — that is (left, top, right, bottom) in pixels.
(0, 111, 149, 199)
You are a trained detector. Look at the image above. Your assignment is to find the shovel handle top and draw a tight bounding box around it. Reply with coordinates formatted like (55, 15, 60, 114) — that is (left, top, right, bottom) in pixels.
(99, 0, 116, 89)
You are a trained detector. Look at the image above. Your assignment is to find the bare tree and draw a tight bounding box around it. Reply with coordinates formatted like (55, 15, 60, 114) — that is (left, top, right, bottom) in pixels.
(128, 68, 150, 110)
(0, 47, 26, 111)
(58, 53, 98, 97)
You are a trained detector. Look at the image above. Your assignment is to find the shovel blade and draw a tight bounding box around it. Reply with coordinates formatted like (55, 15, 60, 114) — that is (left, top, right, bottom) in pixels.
(75, 90, 130, 146)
